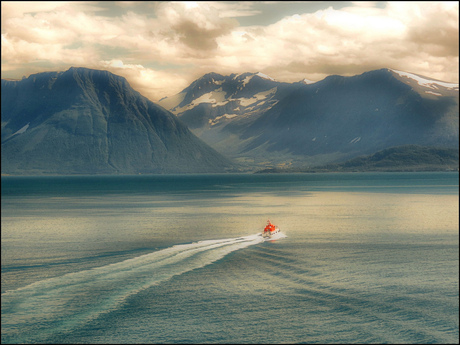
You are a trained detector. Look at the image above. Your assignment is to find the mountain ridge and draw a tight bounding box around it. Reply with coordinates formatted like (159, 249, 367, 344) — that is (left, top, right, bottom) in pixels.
(3, 67, 458, 175)
(159, 68, 458, 169)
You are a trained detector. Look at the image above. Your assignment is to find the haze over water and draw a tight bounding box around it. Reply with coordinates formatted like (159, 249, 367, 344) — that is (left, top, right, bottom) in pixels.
(1, 172, 458, 344)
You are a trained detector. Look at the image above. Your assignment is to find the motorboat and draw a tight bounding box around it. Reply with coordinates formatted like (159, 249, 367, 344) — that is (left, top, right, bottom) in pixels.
(261, 219, 281, 239)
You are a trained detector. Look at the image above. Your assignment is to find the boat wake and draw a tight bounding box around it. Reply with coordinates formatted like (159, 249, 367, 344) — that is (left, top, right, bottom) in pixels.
(261, 231, 287, 241)
(1, 234, 264, 343)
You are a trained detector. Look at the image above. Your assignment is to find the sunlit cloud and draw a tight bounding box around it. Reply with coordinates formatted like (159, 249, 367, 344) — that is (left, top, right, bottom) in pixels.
(1, 1, 458, 101)
(99, 59, 190, 101)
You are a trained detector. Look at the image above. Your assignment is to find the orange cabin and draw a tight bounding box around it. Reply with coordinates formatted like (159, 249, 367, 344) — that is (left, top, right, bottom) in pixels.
(264, 220, 276, 232)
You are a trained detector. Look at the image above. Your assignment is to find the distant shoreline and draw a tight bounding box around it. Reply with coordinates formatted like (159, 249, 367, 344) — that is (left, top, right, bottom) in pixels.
(2, 170, 459, 177)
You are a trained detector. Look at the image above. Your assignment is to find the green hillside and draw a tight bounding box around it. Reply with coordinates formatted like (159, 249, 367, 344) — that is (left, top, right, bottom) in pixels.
(256, 145, 459, 173)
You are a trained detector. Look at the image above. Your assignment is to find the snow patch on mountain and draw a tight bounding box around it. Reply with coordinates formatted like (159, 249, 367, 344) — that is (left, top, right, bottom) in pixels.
(238, 87, 277, 107)
(242, 72, 275, 86)
(3, 122, 31, 143)
(209, 114, 238, 126)
(169, 88, 227, 113)
(233, 72, 275, 84)
(255, 72, 275, 81)
(241, 75, 252, 87)
(13, 123, 30, 135)
(391, 69, 459, 90)
(350, 136, 361, 144)
(425, 91, 442, 96)
(169, 86, 278, 114)
(301, 78, 315, 85)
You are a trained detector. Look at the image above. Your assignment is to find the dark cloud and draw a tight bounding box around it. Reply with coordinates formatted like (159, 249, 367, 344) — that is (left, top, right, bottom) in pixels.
(171, 17, 238, 51)
(155, 2, 238, 52)
(408, 25, 459, 57)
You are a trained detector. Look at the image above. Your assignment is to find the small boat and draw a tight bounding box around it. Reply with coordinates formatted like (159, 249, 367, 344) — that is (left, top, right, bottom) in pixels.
(261, 219, 281, 239)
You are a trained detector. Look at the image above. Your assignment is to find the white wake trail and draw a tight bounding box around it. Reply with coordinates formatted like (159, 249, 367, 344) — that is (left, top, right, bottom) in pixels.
(1, 234, 263, 343)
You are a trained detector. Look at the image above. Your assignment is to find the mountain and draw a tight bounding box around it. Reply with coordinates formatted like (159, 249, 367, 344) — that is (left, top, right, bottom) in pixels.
(1, 67, 235, 175)
(257, 145, 459, 173)
(160, 69, 459, 169)
(159, 72, 292, 165)
(158, 71, 287, 134)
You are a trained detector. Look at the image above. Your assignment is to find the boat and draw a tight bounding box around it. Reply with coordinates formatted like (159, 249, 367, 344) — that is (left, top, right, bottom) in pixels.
(261, 219, 281, 238)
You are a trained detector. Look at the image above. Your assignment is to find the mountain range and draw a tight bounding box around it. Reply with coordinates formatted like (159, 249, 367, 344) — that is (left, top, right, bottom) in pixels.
(2, 67, 458, 175)
(159, 68, 459, 169)
(1, 68, 235, 174)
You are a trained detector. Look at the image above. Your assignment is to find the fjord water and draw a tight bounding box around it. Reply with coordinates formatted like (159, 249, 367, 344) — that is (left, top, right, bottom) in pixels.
(1, 172, 458, 344)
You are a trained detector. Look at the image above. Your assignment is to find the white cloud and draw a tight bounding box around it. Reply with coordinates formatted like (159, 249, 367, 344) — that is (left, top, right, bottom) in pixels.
(99, 59, 190, 101)
(204, 1, 262, 18)
(213, 2, 458, 84)
(1, 1, 458, 101)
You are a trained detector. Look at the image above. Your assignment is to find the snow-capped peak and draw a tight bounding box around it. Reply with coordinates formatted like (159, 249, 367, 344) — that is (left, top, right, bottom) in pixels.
(236, 72, 276, 87)
(232, 72, 275, 82)
(390, 69, 458, 90)
(301, 78, 315, 85)
(255, 72, 275, 81)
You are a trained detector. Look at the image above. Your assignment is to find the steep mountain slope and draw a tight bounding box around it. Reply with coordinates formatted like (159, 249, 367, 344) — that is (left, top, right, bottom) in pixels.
(160, 69, 458, 169)
(1, 67, 235, 174)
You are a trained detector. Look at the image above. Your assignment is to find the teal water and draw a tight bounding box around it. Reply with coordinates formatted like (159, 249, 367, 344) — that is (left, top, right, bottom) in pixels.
(1, 172, 459, 343)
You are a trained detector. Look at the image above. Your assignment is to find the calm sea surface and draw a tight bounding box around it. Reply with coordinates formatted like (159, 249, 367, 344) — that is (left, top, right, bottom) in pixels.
(1, 172, 458, 344)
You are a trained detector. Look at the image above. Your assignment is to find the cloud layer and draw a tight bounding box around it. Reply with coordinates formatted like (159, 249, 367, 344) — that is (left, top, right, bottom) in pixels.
(1, 1, 458, 101)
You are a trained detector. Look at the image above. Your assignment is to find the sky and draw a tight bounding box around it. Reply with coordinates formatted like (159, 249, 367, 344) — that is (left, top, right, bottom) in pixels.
(1, 1, 458, 101)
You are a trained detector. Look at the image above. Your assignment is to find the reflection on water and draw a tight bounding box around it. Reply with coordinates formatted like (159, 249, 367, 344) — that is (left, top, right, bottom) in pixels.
(1, 173, 458, 344)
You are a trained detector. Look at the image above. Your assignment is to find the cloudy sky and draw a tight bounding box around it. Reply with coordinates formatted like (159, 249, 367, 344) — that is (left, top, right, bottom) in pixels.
(1, 1, 458, 101)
